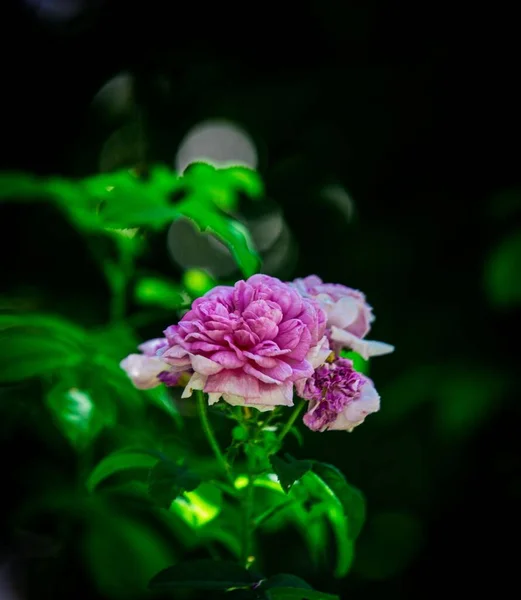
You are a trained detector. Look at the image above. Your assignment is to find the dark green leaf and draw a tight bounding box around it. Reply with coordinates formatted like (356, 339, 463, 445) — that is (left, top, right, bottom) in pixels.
(87, 450, 160, 493)
(149, 559, 261, 591)
(270, 454, 312, 494)
(312, 462, 366, 540)
(83, 504, 174, 598)
(266, 587, 339, 600)
(0, 330, 83, 383)
(484, 230, 521, 307)
(300, 472, 354, 577)
(264, 574, 312, 590)
(253, 499, 294, 529)
(148, 460, 201, 509)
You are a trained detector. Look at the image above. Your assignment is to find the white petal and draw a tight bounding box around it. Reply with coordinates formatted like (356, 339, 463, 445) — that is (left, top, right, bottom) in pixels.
(306, 336, 331, 369)
(326, 296, 359, 329)
(330, 326, 394, 359)
(181, 372, 207, 398)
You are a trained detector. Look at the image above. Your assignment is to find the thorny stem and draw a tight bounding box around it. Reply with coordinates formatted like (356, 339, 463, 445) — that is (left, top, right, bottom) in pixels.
(277, 399, 306, 442)
(196, 391, 235, 486)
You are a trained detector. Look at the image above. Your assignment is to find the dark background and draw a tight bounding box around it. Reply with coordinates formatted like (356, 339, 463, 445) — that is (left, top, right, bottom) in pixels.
(1, 0, 520, 598)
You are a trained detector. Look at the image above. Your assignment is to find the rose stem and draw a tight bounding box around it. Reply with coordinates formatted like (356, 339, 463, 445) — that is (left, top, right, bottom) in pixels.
(277, 399, 306, 442)
(196, 390, 235, 486)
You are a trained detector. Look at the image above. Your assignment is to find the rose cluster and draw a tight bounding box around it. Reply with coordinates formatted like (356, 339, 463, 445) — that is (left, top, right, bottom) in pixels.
(121, 274, 393, 432)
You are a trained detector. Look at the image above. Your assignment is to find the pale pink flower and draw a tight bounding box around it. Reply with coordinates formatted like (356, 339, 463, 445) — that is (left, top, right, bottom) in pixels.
(162, 274, 330, 411)
(120, 338, 185, 390)
(291, 275, 394, 359)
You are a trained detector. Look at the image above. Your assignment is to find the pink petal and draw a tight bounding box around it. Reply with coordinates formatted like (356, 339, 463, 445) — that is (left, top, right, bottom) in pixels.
(210, 350, 245, 369)
(204, 370, 260, 399)
(189, 354, 224, 375)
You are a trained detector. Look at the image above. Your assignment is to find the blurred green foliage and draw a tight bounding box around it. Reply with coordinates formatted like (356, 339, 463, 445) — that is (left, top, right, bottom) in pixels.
(0, 163, 364, 600)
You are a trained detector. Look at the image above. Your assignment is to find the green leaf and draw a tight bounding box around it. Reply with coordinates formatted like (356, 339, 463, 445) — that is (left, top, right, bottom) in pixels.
(179, 200, 260, 277)
(170, 482, 223, 528)
(266, 587, 339, 600)
(46, 384, 115, 450)
(264, 574, 312, 590)
(87, 450, 160, 493)
(340, 350, 369, 375)
(484, 230, 521, 307)
(254, 499, 294, 529)
(148, 460, 201, 509)
(232, 425, 249, 441)
(149, 559, 261, 591)
(0, 329, 83, 383)
(182, 268, 216, 296)
(301, 470, 355, 577)
(224, 166, 264, 199)
(270, 454, 312, 494)
(84, 505, 174, 598)
(134, 276, 189, 310)
(312, 462, 366, 540)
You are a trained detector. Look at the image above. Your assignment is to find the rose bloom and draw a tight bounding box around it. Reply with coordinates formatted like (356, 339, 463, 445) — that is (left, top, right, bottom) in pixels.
(298, 357, 380, 432)
(161, 274, 330, 411)
(120, 338, 186, 390)
(291, 275, 394, 359)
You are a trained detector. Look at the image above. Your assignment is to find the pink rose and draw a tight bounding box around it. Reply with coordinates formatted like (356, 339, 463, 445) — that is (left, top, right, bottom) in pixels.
(162, 274, 330, 411)
(291, 275, 394, 359)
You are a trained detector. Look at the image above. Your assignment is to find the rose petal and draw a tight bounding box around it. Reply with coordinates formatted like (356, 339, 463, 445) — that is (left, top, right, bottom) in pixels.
(330, 326, 394, 359)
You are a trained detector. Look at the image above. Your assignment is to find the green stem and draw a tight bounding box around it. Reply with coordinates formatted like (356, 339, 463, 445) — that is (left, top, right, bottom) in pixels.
(278, 399, 306, 442)
(241, 458, 255, 567)
(196, 391, 234, 486)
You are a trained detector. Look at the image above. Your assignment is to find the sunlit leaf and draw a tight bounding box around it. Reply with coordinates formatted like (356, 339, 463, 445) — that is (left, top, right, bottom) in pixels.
(270, 454, 312, 494)
(170, 482, 223, 527)
(149, 559, 260, 591)
(182, 268, 216, 296)
(224, 166, 264, 199)
(87, 450, 160, 493)
(1, 165, 263, 276)
(134, 276, 189, 310)
(148, 460, 201, 509)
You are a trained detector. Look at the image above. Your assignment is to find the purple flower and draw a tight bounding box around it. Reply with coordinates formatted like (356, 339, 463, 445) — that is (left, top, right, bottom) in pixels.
(161, 274, 330, 411)
(291, 275, 394, 359)
(120, 338, 186, 390)
(298, 358, 380, 432)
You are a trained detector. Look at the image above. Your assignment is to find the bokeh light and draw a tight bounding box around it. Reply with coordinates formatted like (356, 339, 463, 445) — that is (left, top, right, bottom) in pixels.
(175, 120, 258, 173)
